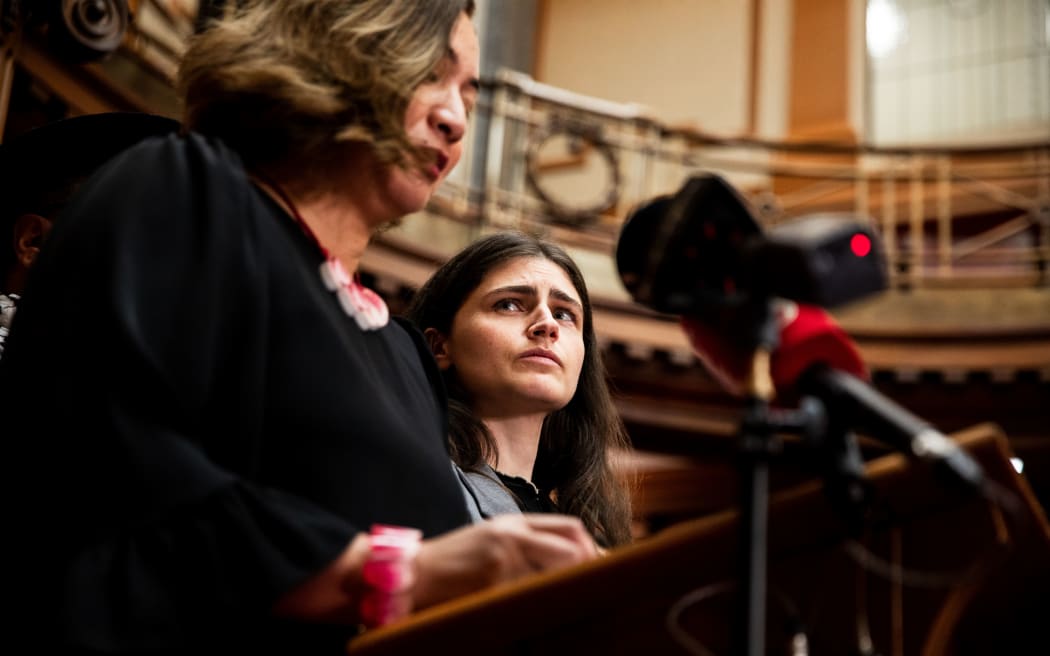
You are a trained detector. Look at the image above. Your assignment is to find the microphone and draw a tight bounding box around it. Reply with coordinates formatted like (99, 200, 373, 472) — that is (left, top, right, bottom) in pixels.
(619, 173, 984, 490)
(620, 174, 995, 655)
(682, 303, 985, 490)
(799, 365, 986, 490)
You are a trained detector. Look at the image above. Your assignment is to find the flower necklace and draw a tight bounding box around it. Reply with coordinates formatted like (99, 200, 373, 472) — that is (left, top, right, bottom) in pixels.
(260, 177, 389, 331)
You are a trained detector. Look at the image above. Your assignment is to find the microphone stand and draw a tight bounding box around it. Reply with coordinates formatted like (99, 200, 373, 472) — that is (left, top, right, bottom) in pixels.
(732, 300, 835, 656)
(733, 299, 779, 656)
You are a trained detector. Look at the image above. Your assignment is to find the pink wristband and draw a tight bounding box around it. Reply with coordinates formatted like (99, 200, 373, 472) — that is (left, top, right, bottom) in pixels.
(359, 524, 422, 628)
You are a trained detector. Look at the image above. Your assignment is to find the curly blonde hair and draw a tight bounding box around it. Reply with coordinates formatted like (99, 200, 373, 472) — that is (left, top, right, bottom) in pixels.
(178, 0, 474, 186)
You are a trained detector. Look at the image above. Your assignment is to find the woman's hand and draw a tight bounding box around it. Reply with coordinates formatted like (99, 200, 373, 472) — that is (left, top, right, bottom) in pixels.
(410, 513, 599, 611)
(272, 532, 373, 624)
(273, 513, 599, 625)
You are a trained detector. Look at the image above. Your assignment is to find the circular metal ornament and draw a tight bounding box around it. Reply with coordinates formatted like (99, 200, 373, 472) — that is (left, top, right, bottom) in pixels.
(524, 116, 622, 227)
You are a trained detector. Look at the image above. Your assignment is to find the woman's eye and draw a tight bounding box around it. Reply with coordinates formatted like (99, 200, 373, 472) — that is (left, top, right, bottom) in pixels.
(494, 299, 522, 312)
(554, 308, 578, 323)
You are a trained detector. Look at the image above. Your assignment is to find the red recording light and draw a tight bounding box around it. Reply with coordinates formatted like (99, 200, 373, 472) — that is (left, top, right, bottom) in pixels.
(850, 233, 872, 257)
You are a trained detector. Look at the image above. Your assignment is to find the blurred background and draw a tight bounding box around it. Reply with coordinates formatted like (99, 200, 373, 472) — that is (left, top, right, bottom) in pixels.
(2, 0, 1048, 532)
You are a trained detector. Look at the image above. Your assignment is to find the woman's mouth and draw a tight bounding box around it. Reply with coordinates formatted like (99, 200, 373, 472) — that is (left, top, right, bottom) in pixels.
(519, 348, 561, 366)
(422, 149, 449, 181)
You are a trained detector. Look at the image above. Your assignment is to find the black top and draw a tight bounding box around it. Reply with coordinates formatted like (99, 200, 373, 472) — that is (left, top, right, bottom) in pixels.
(494, 471, 559, 514)
(0, 112, 180, 253)
(0, 133, 470, 654)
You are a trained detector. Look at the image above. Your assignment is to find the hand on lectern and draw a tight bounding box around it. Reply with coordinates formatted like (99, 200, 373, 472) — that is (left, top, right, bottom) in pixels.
(272, 513, 599, 627)
(410, 513, 601, 611)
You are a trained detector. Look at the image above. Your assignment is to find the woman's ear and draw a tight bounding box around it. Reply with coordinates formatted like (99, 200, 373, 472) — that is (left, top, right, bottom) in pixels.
(12, 213, 52, 268)
(423, 327, 452, 370)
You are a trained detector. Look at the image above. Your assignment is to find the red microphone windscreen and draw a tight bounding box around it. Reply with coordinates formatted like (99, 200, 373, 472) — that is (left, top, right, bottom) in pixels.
(770, 303, 868, 391)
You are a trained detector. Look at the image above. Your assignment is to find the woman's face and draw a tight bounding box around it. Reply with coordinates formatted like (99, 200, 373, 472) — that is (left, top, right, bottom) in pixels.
(381, 11, 479, 217)
(427, 256, 587, 420)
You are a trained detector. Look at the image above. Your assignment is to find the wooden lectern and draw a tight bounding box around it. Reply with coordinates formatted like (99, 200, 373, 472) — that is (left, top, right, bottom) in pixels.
(347, 424, 1050, 655)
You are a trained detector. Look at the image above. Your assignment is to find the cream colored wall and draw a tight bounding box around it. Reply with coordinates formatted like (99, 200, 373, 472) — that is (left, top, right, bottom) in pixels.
(534, 0, 756, 136)
(519, 0, 801, 213)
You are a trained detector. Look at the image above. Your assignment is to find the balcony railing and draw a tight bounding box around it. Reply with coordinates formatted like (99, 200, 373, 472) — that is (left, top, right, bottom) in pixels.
(432, 69, 1050, 292)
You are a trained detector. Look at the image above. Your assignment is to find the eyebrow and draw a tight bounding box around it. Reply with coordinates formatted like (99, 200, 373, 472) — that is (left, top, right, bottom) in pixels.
(487, 284, 583, 311)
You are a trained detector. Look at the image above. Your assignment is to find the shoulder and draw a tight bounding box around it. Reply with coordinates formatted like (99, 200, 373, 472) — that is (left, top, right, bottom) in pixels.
(101, 131, 247, 189)
(454, 463, 523, 519)
(69, 131, 256, 236)
(43, 131, 267, 281)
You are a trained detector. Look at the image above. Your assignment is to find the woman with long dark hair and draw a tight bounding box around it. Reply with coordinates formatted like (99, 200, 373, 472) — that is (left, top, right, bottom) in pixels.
(407, 231, 634, 548)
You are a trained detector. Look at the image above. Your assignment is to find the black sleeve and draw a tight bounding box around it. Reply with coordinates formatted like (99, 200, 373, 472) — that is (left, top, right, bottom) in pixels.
(1, 134, 356, 650)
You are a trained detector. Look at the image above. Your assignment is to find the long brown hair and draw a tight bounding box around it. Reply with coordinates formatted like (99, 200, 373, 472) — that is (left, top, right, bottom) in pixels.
(178, 0, 475, 187)
(406, 231, 634, 547)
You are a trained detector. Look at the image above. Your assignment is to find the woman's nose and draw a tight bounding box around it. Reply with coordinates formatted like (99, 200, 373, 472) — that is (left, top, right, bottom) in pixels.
(431, 94, 467, 144)
(529, 307, 559, 339)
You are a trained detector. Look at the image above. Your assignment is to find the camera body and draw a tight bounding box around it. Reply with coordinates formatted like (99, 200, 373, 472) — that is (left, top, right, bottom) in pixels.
(616, 173, 888, 317)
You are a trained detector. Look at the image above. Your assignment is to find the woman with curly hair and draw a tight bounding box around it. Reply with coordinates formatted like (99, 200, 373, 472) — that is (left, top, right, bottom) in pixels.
(0, 2, 598, 653)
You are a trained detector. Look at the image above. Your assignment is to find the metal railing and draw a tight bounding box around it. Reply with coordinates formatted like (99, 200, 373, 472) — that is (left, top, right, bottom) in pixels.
(432, 69, 1050, 291)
